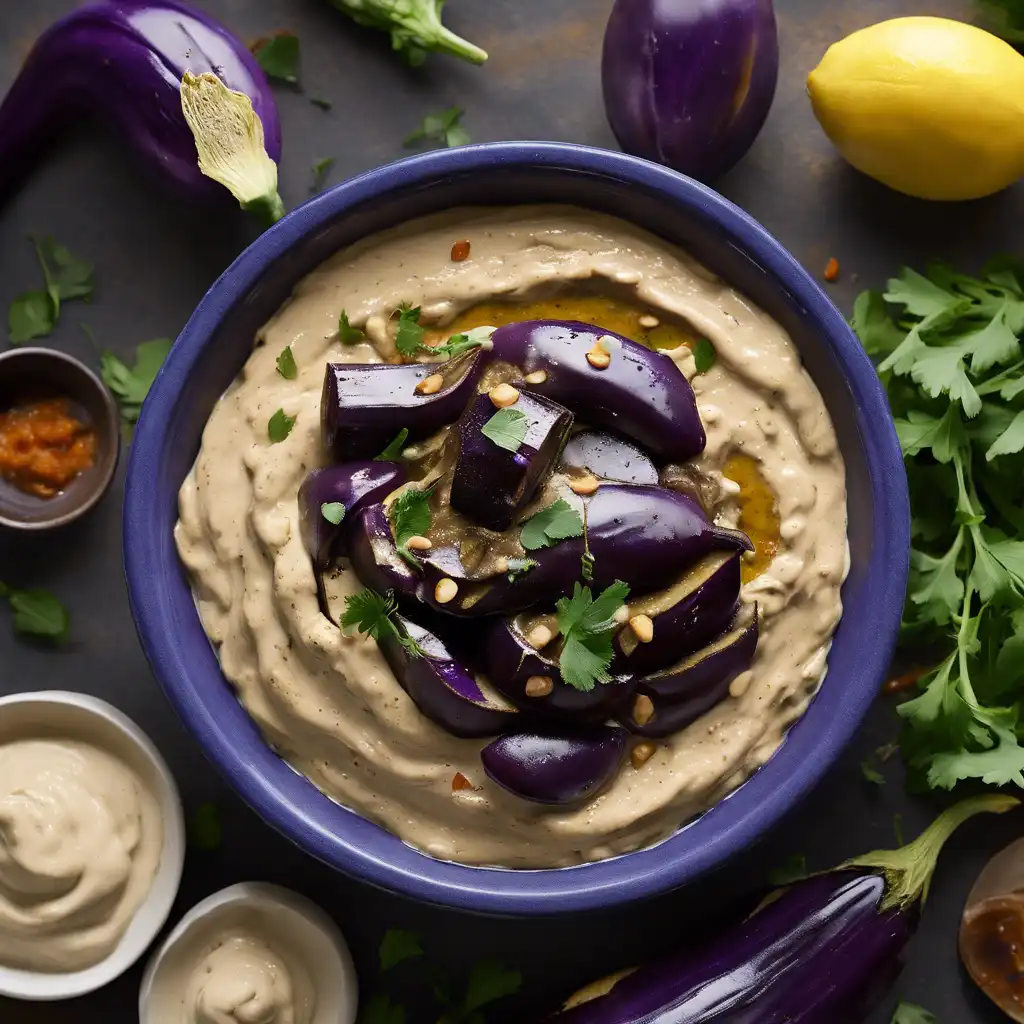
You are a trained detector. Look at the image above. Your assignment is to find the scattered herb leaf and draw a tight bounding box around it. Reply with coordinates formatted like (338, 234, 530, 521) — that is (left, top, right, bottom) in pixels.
(276, 345, 298, 379)
(188, 802, 222, 850)
(339, 310, 365, 345)
(404, 106, 469, 149)
(693, 337, 717, 373)
(252, 32, 300, 84)
(860, 761, 885, 786)
(481, 408, 528, 452)
(359, 993, 406, 1024)
(876, 740, 900, 762)
(0, 582, 69, 642)
(376, 428, 410, 461)
(268, 408, 296, 443)
(340, 588, 424, 657)
(459, 961, 523, 1015)
(505, 557, 538, 582)
(427, 326, 494, 361)
(99, 338, 173, 426)
(520, 498, 584, 551)
(389, 486, 433, 564)
(310, 96, 333, 110)
(311, 155, 335, 192)
(8, 291, 53, 344)
(767, 852, 808, 886)
(321, 502, 346, 525)
(379, 929, 423, 971)
(891, 1000, 937, 1024)
(34, 235, 93, 312)
(394, 305, 425, 357)
(556, 580, 630, 692)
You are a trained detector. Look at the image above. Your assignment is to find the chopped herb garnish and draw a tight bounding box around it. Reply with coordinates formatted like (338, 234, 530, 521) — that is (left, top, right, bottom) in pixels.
(321, 502, 346, 525)
(860, 760, 885, 785)
(276, 345, 298, 379)
(8, 291, 54, 344)
(767, 852, 808, 886)
(0, 582, 69, 642)
(340, 588, 424, 656)
(505, 557, 538, 582)
(394, 304, 426, 357)
(890, 1001, 937, 1024)
(555, 580, 630, 691)
(310, 96, 333, 110)
(268, 408, 296, 443)
(311, 155, 335, 192)
(339, 309, 365, 345)
(428, 325, 495, 360)
(100, 338, 173, 427)
(379, 928, 423, 971)
(581, 551, 595, 582)
(520, 498, 584, 551)
(8, 236, 92, 343)
(252, 31, 300, 84)
(188, 802, 222, 850)
(403, 106, 469, 149)
(376, 427, 410, 461)
(481, 407, 528, 452)
(693, 337, 717, 373)
(389, 487, 433, 563)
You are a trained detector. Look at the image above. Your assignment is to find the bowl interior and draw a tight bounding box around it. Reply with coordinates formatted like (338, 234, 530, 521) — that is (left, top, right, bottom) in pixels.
(125, 144, 909, 913)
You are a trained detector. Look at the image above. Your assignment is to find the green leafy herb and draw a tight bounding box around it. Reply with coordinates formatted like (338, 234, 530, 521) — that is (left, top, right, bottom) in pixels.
(389, 487, 433, 561)
(99, 338, 173, 426)
(520, 498, 584, 551)
(340, 589, 424, 656)
(890, 1000, 937, 1024)
(188, 802, 222, 850)
(35, 235, 93, 312)
(311, 155, 335, 192)
(339, 310, 365, 345)
(276, 345, 298, 379)
(580, 552, 596, 582)
(555, 581, 630, 691)
(359, 993, 406, 1024)
(0, 582, 69, 642)
(8, 291, 54, 344)
(252, 32, 300, 84)
(404, 106, 469, 149)
(860, 761, 885, 786)
(692, 337, 717, 373)
(321, 502, 346, 525)
(310, 96, 333, 110)
(428, 326, 494, 360)
(767, 852, 808, 886)
(268, 408, 296, 443)
(379, 929, 423, 971)
(394, 305, 426, 357)
(505, 557, 538, 582)
(376, 428, 410, 461)
(481, 408, 528, 452)
(457, 961, 522, 1016)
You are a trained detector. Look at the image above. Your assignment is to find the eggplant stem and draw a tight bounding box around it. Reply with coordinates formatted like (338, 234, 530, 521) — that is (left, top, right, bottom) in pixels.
(844, 795, 1019, 912)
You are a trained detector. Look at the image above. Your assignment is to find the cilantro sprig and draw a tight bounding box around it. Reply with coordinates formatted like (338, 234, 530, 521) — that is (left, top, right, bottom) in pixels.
(855, 258, 1024, 790)
(395, 304, 426, 357)
(481, 408, 528, 452)
(340, 589, 423, 657)
(404, 106, 470, 148)
(388, 487, 433, 565)
(520, 498, 584, 551)
(555, 580, 630, 692)
(99, 338, 173, 429)
(0, 582, 69, 642)
(8, 236, 93, 343)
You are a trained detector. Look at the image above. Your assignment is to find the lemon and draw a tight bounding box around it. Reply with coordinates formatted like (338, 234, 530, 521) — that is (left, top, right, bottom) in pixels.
(807, 16, 1024, 200)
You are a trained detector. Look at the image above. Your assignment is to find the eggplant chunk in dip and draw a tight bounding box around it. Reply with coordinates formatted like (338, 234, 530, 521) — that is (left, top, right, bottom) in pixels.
(175, 206, 847, 868)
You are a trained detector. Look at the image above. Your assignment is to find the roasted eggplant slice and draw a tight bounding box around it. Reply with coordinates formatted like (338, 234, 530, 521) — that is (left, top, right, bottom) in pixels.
(450, 390, 573, 531)
(481, 727, 627, 805)
(561, 429, 658, 485)
(347, 504, 423, 604)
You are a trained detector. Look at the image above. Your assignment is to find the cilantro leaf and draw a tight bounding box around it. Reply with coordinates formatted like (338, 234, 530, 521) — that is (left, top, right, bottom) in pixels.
(8, 291, 54, 344)
(311, 156, 335, 192)
(852, 290, 905, 357)
(359, 993, 406, 1024)
(429, 326, 495, 360)
(404, 107, 469, 149)
(395, 305, 425, 357)
(100, 338, 173, 426)
(692, 337, 716, 373)
(884, 266, 960, 318)
(276, 345, 298, 379)
(556, 581, 629, 691)
(340, 589, 424, 657)
(379, 928, 423, 971)
(34, 235, 93, 311)
(460, 961, 522, 1014)
(985, 407, 1024, 460)
(520, 498, 584, 551)
(767, 852, 807, 886)
(389, 487, 433, 558)
(505, 557, 538, 582)
(376, 428, 409, 461)
(339, 310, 365, 345)
(481, 408, 528, 452)
(188, 802, 222, 850)
(321, 502, 346, 525)
(0, 582, 69, 642)
(253, 32, 300, 84)
(268, 408, 296, 443)
(890, 1002, 937, 1024)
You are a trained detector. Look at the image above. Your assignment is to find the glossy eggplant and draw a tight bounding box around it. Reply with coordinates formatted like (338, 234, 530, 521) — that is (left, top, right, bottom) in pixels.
(377, 614, 519, 738)
(0, 0, 281, 205)
(622, 613, 758, 737)
(549, 796, 1017, 1023)
(450, 391, 573, 531)
(482, 727, 627, 805)
(614, 552, 742, 674)
(490, 320, 705, 463)
(561, 430, 658, 486)
(602, 0, 779, 182)
(321, 350, 483, 460)
(347, 503, 423, 603)
(485, 618, 636, 723)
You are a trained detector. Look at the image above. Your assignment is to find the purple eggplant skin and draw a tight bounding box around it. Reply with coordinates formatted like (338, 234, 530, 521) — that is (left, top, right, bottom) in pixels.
(601, 0, 779, 182)
(0, 0, 281, 205)
(622, 613, 758, 737)
(561, 430, 658, 486)
(377, 615, 519, 738)
(321, 351, 483, 461)
(450, 391, 574, 532)
(490, 321, 705, 463)
(347, 503, 423, 604)
(485, 619, 636, 723)
(482, 728, 627, 805)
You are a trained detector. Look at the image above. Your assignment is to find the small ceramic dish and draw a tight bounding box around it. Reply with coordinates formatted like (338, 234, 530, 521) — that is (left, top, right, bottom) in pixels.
(139, 882, 359, 1024)
(0, 690, 185, 1000)
(0, 347, 120, 530)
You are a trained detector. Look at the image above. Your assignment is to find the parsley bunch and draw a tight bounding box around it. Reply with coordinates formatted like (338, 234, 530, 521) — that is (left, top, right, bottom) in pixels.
(854, 258, 1024, 789)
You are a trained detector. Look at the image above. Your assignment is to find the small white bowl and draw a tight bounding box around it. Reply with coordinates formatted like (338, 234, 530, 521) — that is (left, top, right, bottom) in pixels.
(139, 882, 359, 1024)
(0, 690, 185, 1000)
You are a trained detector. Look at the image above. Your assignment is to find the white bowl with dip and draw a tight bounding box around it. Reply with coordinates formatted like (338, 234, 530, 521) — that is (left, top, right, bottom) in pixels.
(0, 690, 185, 1000)
(139, 882, 359, 1024)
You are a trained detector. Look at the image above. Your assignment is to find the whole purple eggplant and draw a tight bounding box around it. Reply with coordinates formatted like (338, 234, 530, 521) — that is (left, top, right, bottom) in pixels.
(0, 0, 282, 205)
(548, 795, 1018, 1023)
(602, 0, 779, 182)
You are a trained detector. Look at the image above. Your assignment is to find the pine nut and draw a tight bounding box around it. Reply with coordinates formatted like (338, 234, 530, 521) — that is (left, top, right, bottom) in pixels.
(570, 474, 600, 495)
(633, 694, 655, 726)
(527, 624, 553, 649)
(638, 314, 660, 329)
(434, 578, 458, 604)
(586, 347, 611, 370)
(629, 614, 654, 643)
(524, 369, 548, 384)
(405, 535, 432, 551)
(488, 383, 520, 408)
(525, 675, 554, 697)
(631, 741, 657, 768)
(493, 556, 509, 574)
(415, 373, 444, 396)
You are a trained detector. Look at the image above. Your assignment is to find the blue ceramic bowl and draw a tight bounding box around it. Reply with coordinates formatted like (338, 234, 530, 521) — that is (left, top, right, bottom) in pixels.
(124, 143, 909, 914)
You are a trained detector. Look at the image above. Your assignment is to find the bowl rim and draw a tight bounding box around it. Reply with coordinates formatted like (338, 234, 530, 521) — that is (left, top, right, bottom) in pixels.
(124, 142, 909, 913)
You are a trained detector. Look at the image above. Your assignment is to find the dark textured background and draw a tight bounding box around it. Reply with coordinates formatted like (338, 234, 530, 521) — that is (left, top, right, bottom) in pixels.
(1, 0, 1021, 1020)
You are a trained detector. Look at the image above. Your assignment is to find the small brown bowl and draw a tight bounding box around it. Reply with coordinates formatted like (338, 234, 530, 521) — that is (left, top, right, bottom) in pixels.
(0, 347, 120, 531)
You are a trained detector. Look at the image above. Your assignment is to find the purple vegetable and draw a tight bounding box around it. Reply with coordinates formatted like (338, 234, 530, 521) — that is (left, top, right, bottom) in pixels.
(378, 615, 519, 738)
(0, 0, 281, 205)
(490, 321, 705, 463)
(601, 0, 779, 182)
(482, 728, 627, 805)
(614, 552, 741, 675)
(347, 503, 423, 604)
(485, 618, 636, 723)
(561, 430, 657, 486)
(450, 391, 573, 532)
(321, 351, 483, 461)
(622, 611, 757, 737)
(548, 796, 1017, 1023)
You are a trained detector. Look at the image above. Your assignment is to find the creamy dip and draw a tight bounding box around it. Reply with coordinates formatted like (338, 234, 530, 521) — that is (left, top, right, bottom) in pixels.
(175, 206, 848, 867)
(0, 736, 162, 971)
